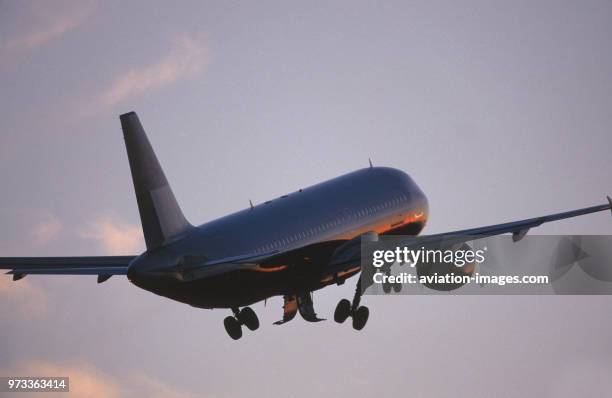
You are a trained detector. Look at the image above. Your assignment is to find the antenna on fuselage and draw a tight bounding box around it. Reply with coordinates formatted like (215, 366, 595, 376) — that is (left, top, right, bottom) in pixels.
(249, 199, 254, 210)
(368, 158, 373, 168)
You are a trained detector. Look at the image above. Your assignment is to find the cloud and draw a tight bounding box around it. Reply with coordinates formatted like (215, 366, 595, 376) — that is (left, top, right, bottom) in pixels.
(0, 360, 122, 398)
(0, 209, 63, 253)
(126, 373, 200, 398)
(79, 217, 144, 255)
(0, 275, 47, 316)
(30, 214, 63, 246)
(99, 34, 209, 107)
(0, 1, 93, 56)
(0, 360, 200, 398)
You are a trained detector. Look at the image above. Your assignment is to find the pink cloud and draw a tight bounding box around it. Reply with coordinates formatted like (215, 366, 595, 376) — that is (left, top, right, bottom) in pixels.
(79, 216, 144, 255)
(0, 360, 122, 398)
(30, 214, 63, 246)
(1, 1, 93, 55)
(0, 360, 200, 398)
(0, 275, 47, 316)
(100, 34, 209, 107)
(126, 373, 200, 398)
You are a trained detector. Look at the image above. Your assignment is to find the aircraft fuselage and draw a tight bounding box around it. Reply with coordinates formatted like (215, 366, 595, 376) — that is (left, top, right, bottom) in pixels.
(127, 167, 428, 308)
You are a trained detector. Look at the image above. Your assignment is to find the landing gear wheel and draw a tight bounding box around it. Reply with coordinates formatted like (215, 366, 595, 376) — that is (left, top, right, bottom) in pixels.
(352, 306, 369, 331)
(336, 279, 370, 331)
(392, 282, 402, 293)
(238, 307, 260, 331)
(224, 316, 242, 340)
(334, 299, 351, 323)
(382, 282, 392, 294)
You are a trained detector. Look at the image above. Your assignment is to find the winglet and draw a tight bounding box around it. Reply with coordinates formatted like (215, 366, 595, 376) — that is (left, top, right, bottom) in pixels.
(607, 196, 612, 215)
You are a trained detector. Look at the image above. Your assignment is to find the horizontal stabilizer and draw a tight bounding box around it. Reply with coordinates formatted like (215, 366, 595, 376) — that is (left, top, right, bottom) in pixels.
(0, 256, 134, 278)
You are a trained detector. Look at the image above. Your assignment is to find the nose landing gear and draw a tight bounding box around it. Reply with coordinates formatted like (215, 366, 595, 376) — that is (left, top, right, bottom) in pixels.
(334, 279, 369, 331)
(223, 306, 260, 340)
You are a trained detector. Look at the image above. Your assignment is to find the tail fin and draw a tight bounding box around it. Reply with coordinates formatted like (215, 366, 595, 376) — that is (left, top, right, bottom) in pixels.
(120, 112, 192, 249)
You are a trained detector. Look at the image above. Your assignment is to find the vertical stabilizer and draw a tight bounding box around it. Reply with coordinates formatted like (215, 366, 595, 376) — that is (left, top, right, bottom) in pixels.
(120, 112, 192, 249)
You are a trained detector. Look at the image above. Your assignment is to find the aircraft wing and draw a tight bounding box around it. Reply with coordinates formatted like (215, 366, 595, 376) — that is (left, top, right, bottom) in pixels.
(419, 197, 612, 242)
(0, 256, 135, 281)
(330, 197, 612, 267)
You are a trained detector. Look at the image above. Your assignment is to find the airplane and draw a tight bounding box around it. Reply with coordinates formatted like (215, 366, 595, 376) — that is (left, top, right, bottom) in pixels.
(1, 112, 611, 339)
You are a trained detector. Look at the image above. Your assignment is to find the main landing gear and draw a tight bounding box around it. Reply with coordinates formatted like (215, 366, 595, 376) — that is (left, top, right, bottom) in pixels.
(223, 306, 259, 340)
(334, 279, 369, 331)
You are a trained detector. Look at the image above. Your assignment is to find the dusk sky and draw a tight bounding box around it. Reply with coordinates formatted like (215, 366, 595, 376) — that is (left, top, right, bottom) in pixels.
(1, 1, 612, 397)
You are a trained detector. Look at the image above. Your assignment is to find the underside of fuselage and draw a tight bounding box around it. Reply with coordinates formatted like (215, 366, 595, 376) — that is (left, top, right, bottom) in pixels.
(130, 219, 426, 309)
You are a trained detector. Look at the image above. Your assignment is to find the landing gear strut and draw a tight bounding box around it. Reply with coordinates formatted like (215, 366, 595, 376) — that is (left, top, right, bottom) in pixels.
(223, 306, 260, 340)
(334, 279, 369, 331)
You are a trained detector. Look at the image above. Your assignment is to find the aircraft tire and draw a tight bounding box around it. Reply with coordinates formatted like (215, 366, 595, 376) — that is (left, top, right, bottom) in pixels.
(334, 299, 351, 323)
(352, 306, 369, 331)
(224, 316, 243, 340)
(238, 307, 260, 331)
